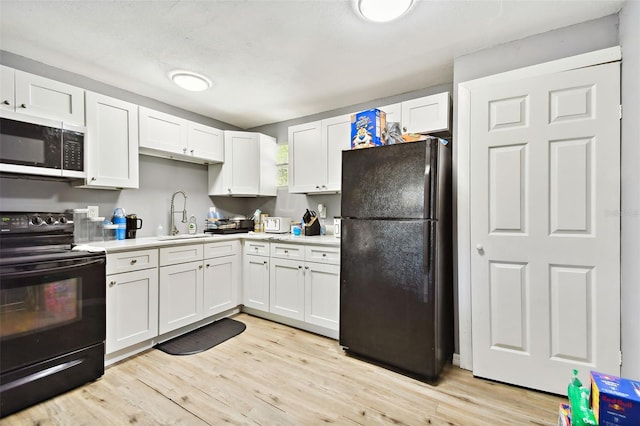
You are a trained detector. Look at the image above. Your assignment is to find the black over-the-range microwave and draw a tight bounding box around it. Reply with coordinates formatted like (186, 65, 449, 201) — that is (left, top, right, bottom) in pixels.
(0, 110, 86, 178)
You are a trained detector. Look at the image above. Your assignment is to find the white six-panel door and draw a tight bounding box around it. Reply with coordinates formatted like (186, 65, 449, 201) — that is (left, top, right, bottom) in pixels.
(470, 62, 620, 394)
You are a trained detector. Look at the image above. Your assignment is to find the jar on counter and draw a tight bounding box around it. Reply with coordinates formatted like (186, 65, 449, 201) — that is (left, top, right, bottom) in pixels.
(102, 223, 119, 241)
(89, 217, 105, 242)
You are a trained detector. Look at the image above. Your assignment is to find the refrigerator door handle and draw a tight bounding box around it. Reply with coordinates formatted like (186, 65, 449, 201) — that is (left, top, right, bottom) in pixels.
(424, 138, 434, 218)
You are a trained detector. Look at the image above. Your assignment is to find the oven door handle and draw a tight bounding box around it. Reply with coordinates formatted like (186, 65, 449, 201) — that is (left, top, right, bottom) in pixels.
(1, 257, 105, 279)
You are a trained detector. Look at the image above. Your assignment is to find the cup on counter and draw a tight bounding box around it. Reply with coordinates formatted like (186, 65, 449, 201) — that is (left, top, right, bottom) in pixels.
(292, 226, 301, 236)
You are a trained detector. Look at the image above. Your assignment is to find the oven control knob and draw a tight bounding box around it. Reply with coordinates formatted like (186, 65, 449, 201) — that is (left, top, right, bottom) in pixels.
(31, 216, 44, 225)
(46, 216, 57, 225)
(59, 216, 68, 224)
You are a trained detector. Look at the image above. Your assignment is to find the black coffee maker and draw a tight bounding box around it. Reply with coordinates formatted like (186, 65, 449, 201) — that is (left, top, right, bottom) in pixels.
(125, 214, 143, 239)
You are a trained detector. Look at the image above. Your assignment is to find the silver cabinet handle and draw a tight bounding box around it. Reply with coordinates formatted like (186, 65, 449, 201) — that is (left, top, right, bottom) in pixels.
(403, 126, 407, 132)
(2, 100, 10, 105)
(20, 103, 27, 108)
(130, 259, 137, 265)
(109, 281, 116, 287)
(190, 149, 194, 155)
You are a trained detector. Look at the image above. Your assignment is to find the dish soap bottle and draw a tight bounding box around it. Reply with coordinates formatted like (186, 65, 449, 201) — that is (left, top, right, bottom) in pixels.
(188, 215, 197, 235)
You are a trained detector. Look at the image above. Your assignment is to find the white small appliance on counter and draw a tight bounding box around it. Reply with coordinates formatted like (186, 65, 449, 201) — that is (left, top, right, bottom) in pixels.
(264, 217, 291, 233)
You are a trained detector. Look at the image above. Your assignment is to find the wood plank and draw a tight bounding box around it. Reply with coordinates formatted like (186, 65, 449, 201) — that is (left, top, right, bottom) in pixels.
(2, 314, 564, 425)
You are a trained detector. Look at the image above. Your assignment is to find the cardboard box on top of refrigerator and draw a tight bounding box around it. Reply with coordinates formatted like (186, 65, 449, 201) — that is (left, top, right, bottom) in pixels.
(557, 403, 571, 426)
(351, 108, 386, 149)
(591, 371, 640, 426)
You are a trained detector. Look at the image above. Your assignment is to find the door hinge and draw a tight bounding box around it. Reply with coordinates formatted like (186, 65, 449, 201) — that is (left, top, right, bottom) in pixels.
(619, 105, 622, 120)
(619, 350, 623, 366)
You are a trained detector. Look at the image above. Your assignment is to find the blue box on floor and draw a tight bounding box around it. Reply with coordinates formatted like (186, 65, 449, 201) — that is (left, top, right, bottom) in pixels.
(591, 371, 640, 426)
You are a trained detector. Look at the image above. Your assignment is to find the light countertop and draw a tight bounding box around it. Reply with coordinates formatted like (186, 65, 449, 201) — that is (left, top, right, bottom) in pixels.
(83, 232, 340, 253)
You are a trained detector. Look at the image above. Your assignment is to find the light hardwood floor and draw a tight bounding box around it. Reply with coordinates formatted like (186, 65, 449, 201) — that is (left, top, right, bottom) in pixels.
(3, 314, 564, 425)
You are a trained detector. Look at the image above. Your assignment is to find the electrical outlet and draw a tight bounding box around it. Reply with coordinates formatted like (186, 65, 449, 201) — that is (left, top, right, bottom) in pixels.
(87, 205, 99, 218)
(317, 203, 327, 219)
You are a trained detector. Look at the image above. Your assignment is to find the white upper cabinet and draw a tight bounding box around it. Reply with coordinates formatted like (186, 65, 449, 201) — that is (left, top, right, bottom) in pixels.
(288, 120, 322, 193)
(1, 65, 85, 125)
(139, 107, 187, 155)
(82, 92, 139, 189)
(378, 103, 402, 124)
(400, 92, 450, 134)
(208, 131, 276, 197)
(187, 121, 223, 162)
(139, 106, 223, 164)
(1, 65, 15, 112)
(288, 113, 351, 194)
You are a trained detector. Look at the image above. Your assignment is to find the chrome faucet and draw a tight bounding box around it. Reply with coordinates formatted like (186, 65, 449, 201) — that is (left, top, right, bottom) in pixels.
(170, 190, 188, 236)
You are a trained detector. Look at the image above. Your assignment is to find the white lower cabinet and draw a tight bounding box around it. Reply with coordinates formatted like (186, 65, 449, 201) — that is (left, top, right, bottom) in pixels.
(304, 262, 340, 330)
(247, 242, 340, 336)
(159, 260, 204, 334)
(158, 241, 241, 334)
(203, 240, 241, 316)
(105, 249, 159, 354)
(243, 241, 270, 312)
(269, 258, 305, 321)
(158, 244, 204, 334)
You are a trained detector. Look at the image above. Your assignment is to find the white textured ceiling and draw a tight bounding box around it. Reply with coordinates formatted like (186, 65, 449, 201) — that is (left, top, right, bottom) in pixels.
(0, 0, 625, 129)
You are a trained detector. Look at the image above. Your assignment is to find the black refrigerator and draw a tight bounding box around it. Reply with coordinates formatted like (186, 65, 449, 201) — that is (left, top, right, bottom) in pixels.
(339, 138, 453, 382)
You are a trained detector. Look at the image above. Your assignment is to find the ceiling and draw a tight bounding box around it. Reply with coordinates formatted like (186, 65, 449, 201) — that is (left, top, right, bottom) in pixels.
(0, 0, 625, 129)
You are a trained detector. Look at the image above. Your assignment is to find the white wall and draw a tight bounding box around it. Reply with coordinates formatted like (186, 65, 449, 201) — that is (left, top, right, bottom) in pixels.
(619, 0, 640, 380)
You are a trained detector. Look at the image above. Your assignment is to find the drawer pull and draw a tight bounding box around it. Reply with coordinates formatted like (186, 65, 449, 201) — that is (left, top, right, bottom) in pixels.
(109, 281, 116, 287)
(322, 253, 327, 257)
(130, 259, 137, 265)
(199, 264, 203, 269)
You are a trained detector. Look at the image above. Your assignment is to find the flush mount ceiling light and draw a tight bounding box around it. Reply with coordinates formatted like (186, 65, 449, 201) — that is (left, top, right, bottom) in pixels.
(356, 0, 414, 23)
(169, 70, 212, 92)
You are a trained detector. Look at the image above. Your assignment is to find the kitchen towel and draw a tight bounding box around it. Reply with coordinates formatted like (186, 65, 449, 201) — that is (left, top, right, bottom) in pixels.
(155, 318, 246, 356)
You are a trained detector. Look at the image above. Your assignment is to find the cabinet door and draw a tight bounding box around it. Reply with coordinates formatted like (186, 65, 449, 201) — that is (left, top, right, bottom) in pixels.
(323, 114, 351, 192)
(401, 92, 450, 134)
(304, 262, 339, 330)
(379, 103, 401, 124)
(203, 254, 240, 316)
(159, 260, 203, 334)
(106, 269, 159, 354)
(0, 65, 15, 111)
(84, 92, 139, 188)
(187, 121, 223, 163)
(242, 255, 270, 311)
(288, 121, 322, 193)
(139, 106, 187, 155)
(226, 131, 260, 195)
(14, 69, 85, 125)
(269, 258, 304, 321)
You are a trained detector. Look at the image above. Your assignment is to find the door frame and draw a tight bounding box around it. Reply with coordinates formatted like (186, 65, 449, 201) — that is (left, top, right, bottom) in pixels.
(456, 46, 621, 371)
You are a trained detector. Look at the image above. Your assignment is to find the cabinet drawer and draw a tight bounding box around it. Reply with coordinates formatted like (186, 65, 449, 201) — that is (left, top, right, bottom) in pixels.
(204, 240, 240, 259)
(160, 243, 204, 266)
(305, 246, 340, 265)
(270, 243, 304, 260)
(107, 249, 158, 275)
(244, 241, 270, 256)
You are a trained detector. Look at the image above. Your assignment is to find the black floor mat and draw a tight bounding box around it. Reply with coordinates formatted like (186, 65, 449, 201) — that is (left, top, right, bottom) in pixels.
(155, 318, 246, 355)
